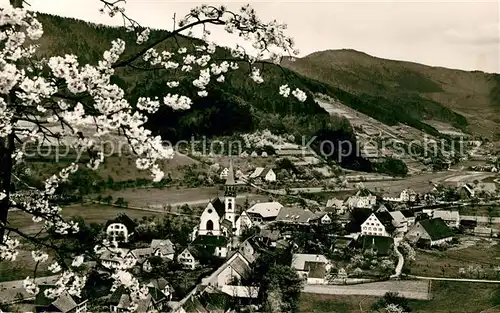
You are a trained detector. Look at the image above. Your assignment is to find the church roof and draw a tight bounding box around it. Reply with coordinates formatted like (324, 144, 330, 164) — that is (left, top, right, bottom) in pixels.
(225, 159, 236, 185)
(210, 198, 225, 217)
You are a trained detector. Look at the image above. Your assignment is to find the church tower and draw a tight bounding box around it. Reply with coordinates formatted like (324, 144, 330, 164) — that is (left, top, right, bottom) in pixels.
(224, 159, 238, 229)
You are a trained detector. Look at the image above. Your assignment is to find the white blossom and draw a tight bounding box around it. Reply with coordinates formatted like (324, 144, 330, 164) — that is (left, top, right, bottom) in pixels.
(166, 81, 179, 88)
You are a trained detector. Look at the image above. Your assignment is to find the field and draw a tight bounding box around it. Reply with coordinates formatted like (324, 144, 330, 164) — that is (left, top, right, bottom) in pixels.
(28, 152, 198, 181)
(456, 204, 500, 217)
(408, 238, 500, 279)
(299, 282, 500, 313)
(299, 294, 378, 313)
(409, 281, 500, 313)
(103, 186, 271, 208)
(7, 204, 163, 236)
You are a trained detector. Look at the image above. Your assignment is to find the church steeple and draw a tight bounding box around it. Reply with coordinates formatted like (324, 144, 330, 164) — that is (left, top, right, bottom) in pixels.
(224, 159, 236, 197)
(224, 159, 237, 229)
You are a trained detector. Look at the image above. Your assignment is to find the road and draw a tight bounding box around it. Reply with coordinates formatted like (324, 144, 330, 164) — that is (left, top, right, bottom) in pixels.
(303, 280, 431, 300)
(391, 240, 404, 278)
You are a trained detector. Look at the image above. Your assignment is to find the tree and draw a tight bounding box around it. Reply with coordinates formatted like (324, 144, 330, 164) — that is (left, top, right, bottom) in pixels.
(0, 1, 309, 308)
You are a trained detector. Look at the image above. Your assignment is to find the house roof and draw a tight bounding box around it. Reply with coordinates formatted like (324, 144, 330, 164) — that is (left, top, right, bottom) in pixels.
(147, 278, 170, 291)
(374, 212, 396, 232)
(362, 235, 394, 256)
(291, 254, 328, 271)
(432, 210, 459, 222)
(304, 261, 327, 279)
(356, 189, 373, 197)
(419, 218, 454, 241)
(131, 247, 153, 261)
(389, 211, 406, 227)
(225, 159, 236, 185)
(105, 214, 137, 230)
(35, 285, 82, 313)
(326, 198, 344, 208)
(150, 239, 175, 255)
(247, 202, 283, 218)
(400, 210, 414, 218)
(221, 219, 233, 231)
(259, 228, 280, 241)
(276, 206, 317, 224)
(249, 167, 264, 178)
(117, 294, 152, 312)
(99, 248, 130, 262)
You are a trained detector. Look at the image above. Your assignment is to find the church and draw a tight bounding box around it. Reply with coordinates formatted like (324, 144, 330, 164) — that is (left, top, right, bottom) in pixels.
(192, 160, 253, 241)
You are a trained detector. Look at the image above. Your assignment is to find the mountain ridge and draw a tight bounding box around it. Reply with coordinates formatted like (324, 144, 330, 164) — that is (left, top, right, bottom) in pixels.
(281, 49, 500, 137)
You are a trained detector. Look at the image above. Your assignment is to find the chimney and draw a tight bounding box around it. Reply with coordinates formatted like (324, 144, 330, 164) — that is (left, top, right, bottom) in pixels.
(315, 255, 319, 261)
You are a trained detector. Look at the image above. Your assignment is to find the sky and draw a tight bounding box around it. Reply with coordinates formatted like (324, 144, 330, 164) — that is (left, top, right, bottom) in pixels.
(5, 0, 500, 73)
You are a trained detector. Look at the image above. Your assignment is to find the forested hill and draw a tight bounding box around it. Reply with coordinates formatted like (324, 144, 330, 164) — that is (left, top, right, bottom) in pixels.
(281, 49, 500, 137)
(35, 13, 349, 142)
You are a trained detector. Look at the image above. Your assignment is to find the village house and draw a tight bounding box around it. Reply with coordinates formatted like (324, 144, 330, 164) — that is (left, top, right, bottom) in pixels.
(105, 214, 137, 243)
(428, 210, 460, 228)
(360, 212, 396, 237)
(100, 248, 135, 269)
(388, 210, 409, 234)
(150, 239, 175, 260)
(200, 252, 254, 288)
(405, 218, 454, 247)
(177, 247, 200, 270)
(291, 254, 331, 285)
(325, 198, 346, 214)
(108, 283, 169, 313)
(245, 201, 283, 224)
(275, 206, 318, 225)
(345, 195, 377, 210)
(35, 285, 88, 313)
(249, 166, 276, 183)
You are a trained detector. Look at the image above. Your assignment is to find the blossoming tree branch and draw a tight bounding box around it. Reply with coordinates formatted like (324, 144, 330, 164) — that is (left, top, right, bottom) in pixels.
(0, 0, 307, 310)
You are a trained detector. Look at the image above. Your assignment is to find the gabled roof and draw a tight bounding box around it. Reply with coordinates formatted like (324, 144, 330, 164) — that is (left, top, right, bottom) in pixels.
(356, 188, 373, 197)
(276, 206, 316, 224)
(291, 254, 328, 271)
(210, 198, 225, 218)
(221, 219, 233, 231)
(35, 285, 83, 313)
(326, 198, 344, 208)
(389, 211, 406, 227)
(247, 202, 283, 218)
(432, 210, 459, 222)
(105, 214, 137, 230)
(400, 210, 414, 218)
(150, 239, 175, 255)
(147, 278, 170, 291)
(419, 218, 454, 241)
(374, 212, 396, 232)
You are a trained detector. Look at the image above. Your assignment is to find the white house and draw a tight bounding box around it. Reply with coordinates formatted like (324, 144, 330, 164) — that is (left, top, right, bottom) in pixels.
(400, 189, 417, 202)
(249, 167, 276, 183)
(105, 214, 137, 243)
(291, 254, 331, 285)
(405, 218, 454, 246)
(360, 212, 395, 237)
(177, 248, 200, 270)
(246, 201, 283, 224)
